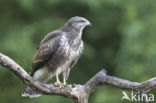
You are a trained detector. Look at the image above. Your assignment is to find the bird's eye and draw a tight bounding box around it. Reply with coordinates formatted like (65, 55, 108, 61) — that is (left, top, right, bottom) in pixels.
(79, 20, 85, 23)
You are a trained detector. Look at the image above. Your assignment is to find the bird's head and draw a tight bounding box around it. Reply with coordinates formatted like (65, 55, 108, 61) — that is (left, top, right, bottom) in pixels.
(66, 16, 91, 31)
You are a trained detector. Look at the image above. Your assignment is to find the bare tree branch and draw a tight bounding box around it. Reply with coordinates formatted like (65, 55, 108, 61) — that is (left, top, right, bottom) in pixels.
(0, 53, 156, 103)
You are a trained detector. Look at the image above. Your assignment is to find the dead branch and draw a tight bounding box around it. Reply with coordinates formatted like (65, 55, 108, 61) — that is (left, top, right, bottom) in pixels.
(0, 53, 156, 103)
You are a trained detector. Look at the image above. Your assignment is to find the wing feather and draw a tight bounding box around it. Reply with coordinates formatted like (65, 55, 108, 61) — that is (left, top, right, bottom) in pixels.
(30, 31, 62, 76)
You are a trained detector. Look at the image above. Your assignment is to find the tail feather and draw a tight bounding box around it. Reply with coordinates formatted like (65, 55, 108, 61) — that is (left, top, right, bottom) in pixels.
(22, 67, 51, 98)
(22, 86, 41, 98)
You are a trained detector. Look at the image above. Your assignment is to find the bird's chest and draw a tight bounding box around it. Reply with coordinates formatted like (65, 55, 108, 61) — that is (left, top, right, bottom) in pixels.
(60, 36, 83, 61)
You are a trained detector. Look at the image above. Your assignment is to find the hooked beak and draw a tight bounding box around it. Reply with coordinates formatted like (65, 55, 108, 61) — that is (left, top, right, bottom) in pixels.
(87, 21, 92, 27)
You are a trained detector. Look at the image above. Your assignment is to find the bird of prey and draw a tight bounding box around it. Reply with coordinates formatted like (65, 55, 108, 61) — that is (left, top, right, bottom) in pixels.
(22, 16, 91, 97)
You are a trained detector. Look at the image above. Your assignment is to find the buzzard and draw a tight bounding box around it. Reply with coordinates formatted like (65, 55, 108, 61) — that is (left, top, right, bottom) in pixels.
(22, 16, 91, 97)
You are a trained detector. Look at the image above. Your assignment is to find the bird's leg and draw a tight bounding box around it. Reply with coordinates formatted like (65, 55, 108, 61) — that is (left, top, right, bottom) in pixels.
(54, 73, 63, 87)
(56, 73, 60, 83)
(63, 75, 72, 88)
(63, 76, 66, 85)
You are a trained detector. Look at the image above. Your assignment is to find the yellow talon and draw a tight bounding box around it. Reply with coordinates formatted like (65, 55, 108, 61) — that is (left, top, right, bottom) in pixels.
(54, 73, 63, 87)
(63, 76, 72, 88)
(54, 81, 63, 88)
(66, 84, 72, 88)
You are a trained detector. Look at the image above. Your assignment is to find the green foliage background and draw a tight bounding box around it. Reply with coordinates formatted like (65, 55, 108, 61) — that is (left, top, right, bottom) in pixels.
(0, 0, 156, 103)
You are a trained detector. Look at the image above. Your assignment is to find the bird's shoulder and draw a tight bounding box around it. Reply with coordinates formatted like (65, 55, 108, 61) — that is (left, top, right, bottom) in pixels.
(40, 30, 64, 44)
